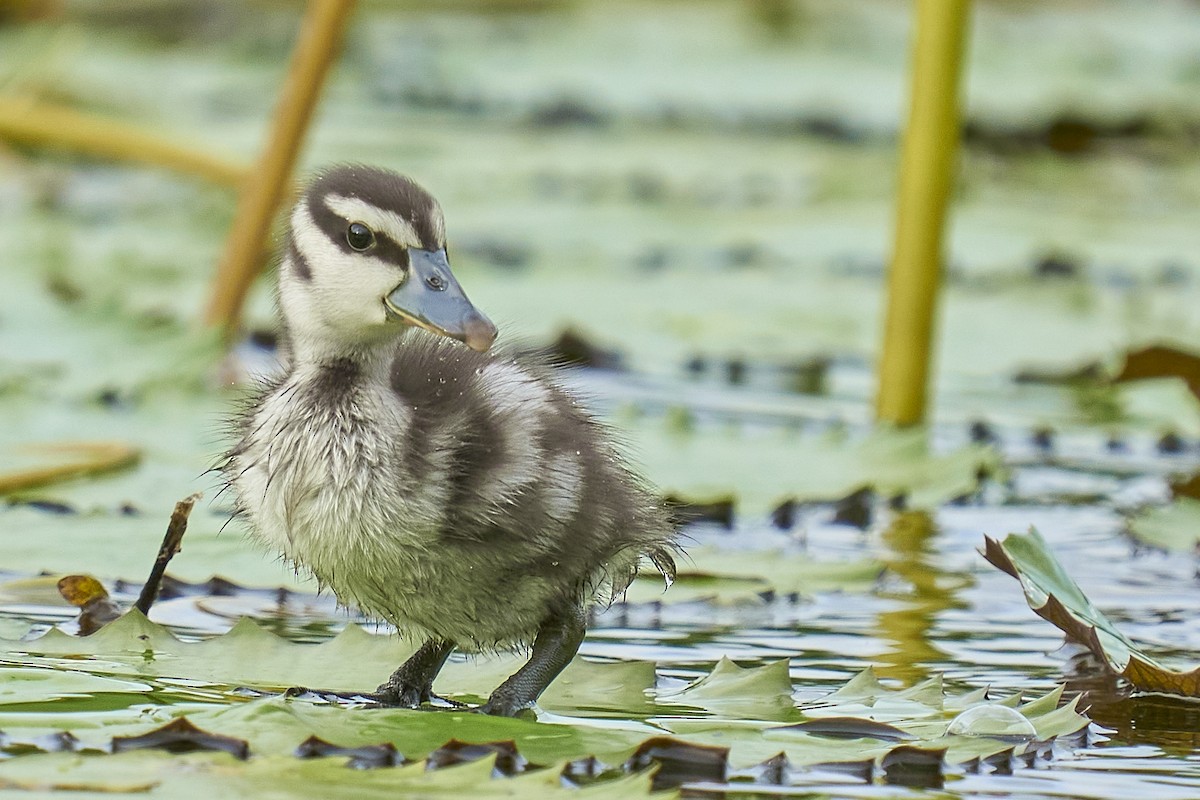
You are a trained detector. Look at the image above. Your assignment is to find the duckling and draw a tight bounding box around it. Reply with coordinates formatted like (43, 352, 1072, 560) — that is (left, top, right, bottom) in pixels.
(223, 164, 677, 716)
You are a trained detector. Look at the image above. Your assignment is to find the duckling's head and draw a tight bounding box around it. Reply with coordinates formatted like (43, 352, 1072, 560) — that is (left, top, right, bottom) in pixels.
(280, 165, 497, 360)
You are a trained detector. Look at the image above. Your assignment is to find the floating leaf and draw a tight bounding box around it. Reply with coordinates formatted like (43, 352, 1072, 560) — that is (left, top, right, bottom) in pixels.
(632, 425, 1002, 512)
(658, 658, 795, 720)
(1127, 498, 1200, 552)
(984, 528, 1200, 697)
(625, 546, 882, 606)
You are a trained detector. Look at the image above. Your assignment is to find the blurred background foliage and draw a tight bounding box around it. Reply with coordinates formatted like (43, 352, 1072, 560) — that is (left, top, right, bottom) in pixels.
(3, 0, 1200, 583)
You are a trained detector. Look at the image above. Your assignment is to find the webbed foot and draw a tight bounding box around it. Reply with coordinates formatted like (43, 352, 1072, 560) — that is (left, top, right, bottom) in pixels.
(374, 638, 458, 708)
(373, 682, 465, 709)
(478, 603, 586, 717)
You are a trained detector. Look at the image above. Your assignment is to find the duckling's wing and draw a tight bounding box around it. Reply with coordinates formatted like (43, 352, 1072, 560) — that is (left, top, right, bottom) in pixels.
(388, 333, 677, 597)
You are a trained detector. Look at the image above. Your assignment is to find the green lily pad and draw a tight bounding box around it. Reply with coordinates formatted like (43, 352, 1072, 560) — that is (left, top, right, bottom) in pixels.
(0, 618, 1089, 782)
(1127, 497, 1200, 552)
(657, 657, 795, 720)
(626, 546, 882, 606)
(630, 424, 1001, 512)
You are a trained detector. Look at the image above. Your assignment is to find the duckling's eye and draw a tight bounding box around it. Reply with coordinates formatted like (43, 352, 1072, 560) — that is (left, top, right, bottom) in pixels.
(346, 222, 375, 251)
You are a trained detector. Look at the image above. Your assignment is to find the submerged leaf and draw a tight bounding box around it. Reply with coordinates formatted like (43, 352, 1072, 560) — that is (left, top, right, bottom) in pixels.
(984, 528, 1200, 697)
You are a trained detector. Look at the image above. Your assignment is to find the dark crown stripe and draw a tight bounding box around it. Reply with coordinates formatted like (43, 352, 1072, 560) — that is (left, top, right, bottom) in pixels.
(306, 165, 444, 251)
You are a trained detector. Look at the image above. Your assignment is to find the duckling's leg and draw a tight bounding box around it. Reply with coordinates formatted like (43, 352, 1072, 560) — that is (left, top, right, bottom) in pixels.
(375, 638, 457, 707)
(479, 603, 586, 717)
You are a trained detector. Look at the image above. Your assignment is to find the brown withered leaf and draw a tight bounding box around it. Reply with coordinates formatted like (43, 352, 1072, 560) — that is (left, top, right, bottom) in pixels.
(1113, 344, 1200, 401)
(56, 575, 122, 635)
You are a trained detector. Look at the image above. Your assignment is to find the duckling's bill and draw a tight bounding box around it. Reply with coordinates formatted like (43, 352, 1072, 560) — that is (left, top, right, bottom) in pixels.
(385, 248, 497, 352)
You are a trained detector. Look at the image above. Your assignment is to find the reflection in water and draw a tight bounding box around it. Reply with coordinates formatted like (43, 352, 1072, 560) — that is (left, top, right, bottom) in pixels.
(1068, 668, 1200, 753)
(874, 510, 972, 685)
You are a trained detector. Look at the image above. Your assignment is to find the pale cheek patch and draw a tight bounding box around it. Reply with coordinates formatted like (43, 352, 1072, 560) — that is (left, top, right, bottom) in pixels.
(289, 204, 402, 335)
(326, 194, 423, 249)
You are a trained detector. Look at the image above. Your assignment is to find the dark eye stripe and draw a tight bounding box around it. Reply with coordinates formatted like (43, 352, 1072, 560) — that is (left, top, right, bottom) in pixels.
(308, 195, 411, 269)
(372, 233, 411, 269)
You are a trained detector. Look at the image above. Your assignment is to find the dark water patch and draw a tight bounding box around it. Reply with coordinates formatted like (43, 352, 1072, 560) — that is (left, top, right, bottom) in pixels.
(965, 112, 1175, 156)
(7, 499, 76, 515)
(663, 495, 736, 529)
(295, 735, 406, 769)
(111, 717, 249, 759)
(1033, 252, 1086, 280)
(627, 737, 727, 791)
(881, 745, 945, 789)
(531, 329, 624, 370)
(425, 739, 534, 776)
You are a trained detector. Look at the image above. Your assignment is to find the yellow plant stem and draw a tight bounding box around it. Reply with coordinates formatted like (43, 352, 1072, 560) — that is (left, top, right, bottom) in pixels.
(203, 0, 359, 333)
(875, 0, 972, 427)
(0, 95, 247, 188)
(0, 441, 141, 494)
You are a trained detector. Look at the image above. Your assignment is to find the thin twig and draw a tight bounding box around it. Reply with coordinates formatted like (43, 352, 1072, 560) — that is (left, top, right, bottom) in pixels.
(135, 492, 202, 616)
(203, 0, 359, 333)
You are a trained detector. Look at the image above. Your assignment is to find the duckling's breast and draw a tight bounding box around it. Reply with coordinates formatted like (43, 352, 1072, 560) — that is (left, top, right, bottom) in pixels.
(230, 367, 423, 580)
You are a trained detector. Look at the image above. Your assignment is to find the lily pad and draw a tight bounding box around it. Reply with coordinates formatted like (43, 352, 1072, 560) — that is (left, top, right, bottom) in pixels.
(630, 424, 1001, 512)
(1126, 497, 1200, 552)
(625, 546, 883, 606)
(0, 617, 1089, 782)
